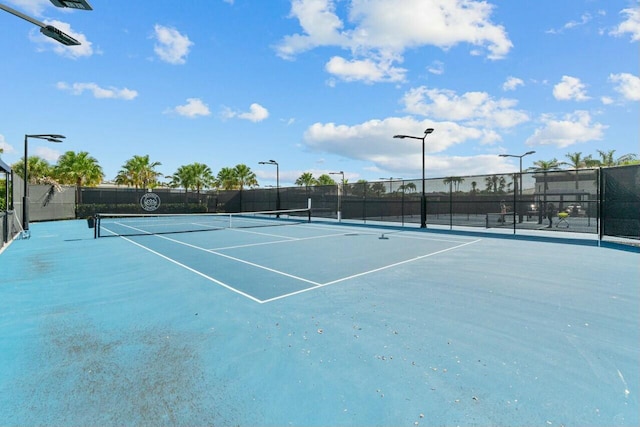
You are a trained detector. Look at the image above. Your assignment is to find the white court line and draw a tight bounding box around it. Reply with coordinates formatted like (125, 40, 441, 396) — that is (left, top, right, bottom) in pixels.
(112, 224, 482, 304)
(119, 235, 263, 303)
(209, 230, 356, 251)
(260, 238, 482, 303)
(136, 232, 322, 287)
(295, 222, 472, 243)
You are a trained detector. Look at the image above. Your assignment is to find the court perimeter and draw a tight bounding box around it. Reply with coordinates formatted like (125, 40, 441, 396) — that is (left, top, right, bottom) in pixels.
(1, 219, 638, 426)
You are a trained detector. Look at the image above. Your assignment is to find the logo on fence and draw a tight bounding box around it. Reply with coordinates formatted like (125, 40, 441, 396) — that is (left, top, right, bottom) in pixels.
(140, 192, 161, 212)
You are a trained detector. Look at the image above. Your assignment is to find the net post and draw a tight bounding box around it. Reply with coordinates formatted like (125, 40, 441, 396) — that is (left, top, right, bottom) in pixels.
(307, 198, 312, 222)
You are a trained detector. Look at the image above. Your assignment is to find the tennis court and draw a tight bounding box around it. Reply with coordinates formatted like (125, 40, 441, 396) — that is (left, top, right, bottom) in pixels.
(1, 216, 638, 426)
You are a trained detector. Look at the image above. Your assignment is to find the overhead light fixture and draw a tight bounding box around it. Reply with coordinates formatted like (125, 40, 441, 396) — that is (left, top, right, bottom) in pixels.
(49, 0, 93, 10)
(40, 25, 80, 46)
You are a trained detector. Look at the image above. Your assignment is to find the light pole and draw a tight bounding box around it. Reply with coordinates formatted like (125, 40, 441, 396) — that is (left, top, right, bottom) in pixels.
(379, 177, 402, 194)
(259, 160, 279, 214)
(329, 171, 345, 222)
(499, 150, 535, 223)
(393, 128, 434, 228)
(23, 134, 65, 231)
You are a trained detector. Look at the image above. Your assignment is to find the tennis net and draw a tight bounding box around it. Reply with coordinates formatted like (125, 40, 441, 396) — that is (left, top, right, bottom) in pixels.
(95, 207, 311, 238)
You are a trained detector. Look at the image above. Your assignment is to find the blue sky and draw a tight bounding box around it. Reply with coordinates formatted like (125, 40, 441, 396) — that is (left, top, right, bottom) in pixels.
(0, 0, 638, 187)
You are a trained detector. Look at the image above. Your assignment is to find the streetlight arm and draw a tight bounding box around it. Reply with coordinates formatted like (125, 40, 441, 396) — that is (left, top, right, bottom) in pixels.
(0, 4, 81, 46)
(0, 3, 46, 27)
(393, 135, 424, 141)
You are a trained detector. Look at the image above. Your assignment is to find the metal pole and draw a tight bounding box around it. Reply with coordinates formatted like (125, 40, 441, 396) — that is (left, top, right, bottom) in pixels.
(276, 162, 280, 213)
(421, 136, 426, 228)
(393, 128, 433, 228)
(23, 135, 29, 231)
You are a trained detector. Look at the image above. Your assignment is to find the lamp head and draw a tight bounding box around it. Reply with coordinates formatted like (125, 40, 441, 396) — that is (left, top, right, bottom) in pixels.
(425, 128, 434, 134)
(525, 150, 536, 156)
(393, 135, 406, 139)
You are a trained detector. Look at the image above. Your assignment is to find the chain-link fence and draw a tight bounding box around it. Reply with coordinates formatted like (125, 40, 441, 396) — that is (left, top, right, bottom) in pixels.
(13, 165, 638, 242)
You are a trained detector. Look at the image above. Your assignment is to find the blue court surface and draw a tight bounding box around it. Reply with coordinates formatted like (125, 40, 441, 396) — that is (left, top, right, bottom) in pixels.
(1, 219, 638, 426)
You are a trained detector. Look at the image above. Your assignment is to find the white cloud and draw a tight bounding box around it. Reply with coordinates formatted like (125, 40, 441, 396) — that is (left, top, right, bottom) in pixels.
(29, 20, 93, 59)
(33, 146, 62, 163)
(546, 12, 593, 34)
(222, 103, 269, 122)
(276, 0, 512, 83)
(0, 134, 15, 155)
(8, 0, 50, 16)
(502, 76, 524, 91)
(401, 86, 529, 129)
(609, 72, 640, 101)
(167, 98, 211, 118)
(601, 96, 614, 105)
(325, 56, 406, 83)
(526, 111, 606, 148)
(553, 75, 590, 101)
(610, 4, 640, 41)
(153, 24, 193, 64)
(427, 61, 444, 75)
(56, 82, 138, 100)
(302, 116, 492, 175)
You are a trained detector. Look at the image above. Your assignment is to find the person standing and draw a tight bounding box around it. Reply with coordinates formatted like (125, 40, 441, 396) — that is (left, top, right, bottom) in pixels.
(546, 202, 556, 228)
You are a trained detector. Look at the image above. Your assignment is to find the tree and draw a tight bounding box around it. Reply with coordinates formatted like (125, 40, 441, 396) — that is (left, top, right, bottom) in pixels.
(54, 151, 104, 204)
(529, 159, 562, 223)
(484, 175, 498, 193)
(233, 164, 258, 190)
(529, 159, 561, 191)
(370, 182, 386, 196)
(443, 176, 465, 192)
(399, 182, 417, 193)
(295, 172, 317, 189)
(217, 167, 239, 190)
(169, 163, 215, 202)
(316, 174, 336, 186)
(115, 155, 162, 190)
(563, 152, 585, 190)
(597, 149, 617, 167)
(12, 156, 54, 183)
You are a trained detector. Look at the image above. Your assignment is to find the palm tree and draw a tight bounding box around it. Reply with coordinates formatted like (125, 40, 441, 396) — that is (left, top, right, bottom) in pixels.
(484, 175, 499, 193)
(233, 164, 258, 190)
(597, 149, 638, 166)
(370, 181, 386, 196)
(443, 176, 465, 192)
(169, 163, 215, 202)
(563, 152, 585, 190)
(54, 151, 104, 204)
(217, 167, 239, 190)
(529, 159, 561, 191)
(115, 155, 162, 191)
(399, 182, 417, 193)
(295, 172, 317, 189)
(597, 150, 617, 167)
(529, 159, 561, 223)
(316, 174, 336, 186)
(12, 156, 54, 183)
